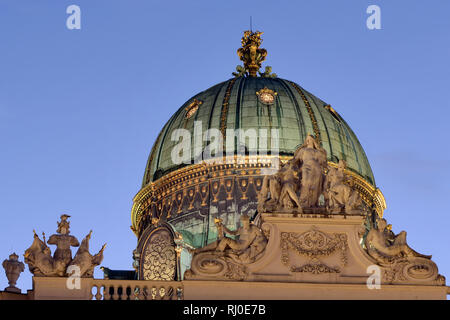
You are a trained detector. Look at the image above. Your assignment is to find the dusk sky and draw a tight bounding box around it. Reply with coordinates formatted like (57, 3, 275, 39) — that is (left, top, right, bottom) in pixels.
(1, 1, 449, 291)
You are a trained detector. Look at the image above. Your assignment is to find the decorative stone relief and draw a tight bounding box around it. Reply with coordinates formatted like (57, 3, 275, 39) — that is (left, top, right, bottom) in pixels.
(290, 259, 340, 274)
(280, 227, 348, 274)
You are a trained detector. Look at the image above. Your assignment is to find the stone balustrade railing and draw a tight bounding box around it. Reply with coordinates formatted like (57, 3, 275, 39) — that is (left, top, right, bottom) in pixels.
(90, 279, 183, 300)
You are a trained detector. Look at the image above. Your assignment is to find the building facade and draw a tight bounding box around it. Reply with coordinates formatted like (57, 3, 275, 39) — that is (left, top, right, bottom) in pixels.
(1, 31, 449, 300)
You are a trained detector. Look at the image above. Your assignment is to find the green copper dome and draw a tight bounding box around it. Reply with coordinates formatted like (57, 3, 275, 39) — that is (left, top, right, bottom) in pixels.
(142, 76, 375, 187)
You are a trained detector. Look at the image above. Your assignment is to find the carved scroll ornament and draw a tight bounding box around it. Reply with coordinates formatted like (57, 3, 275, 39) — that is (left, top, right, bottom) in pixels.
(281, 227, 348, 274)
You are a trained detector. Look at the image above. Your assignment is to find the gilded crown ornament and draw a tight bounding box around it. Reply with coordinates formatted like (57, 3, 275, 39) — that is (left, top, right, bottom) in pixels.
(236, 30, 268, 77)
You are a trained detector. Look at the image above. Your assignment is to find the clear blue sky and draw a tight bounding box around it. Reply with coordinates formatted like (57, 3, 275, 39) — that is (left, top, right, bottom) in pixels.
(1, 0, 449, 292)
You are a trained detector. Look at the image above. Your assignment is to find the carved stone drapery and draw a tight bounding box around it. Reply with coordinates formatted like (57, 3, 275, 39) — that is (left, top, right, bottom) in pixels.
(280, 227, 348, 274)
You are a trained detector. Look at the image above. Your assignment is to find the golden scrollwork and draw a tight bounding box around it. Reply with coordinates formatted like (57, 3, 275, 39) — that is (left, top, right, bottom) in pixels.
(289, 81, 321, 143)
(141, 229, 176, 281)
(220, 78, 237, 147)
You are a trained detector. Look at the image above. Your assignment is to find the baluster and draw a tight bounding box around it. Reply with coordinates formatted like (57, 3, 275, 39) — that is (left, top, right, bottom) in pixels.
(111, 285, 118, 300)
(103, 285, 111, 300)
(95, 285, 103, 300)
(126, 286, 132, 300)
(89, 285, 95, 300)
(117, 286, 123, 300)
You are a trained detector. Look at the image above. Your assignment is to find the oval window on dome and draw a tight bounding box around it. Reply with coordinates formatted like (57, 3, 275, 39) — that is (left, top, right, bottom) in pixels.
(256, 87, 277, 105)
(185, 99, 203, 119)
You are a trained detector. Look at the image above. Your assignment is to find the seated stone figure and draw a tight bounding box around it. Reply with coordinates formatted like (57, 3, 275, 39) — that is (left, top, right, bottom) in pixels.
(365, 218, 431, 264)
(325, 160, 362, 214)
(193, 215, 268, 264)
(258, 159, 303, 213)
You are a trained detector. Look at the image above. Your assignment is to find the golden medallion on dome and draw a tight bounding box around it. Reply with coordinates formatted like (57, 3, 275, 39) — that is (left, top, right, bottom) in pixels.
(256, 87, 277, 105)
(185, 99, 203, 119)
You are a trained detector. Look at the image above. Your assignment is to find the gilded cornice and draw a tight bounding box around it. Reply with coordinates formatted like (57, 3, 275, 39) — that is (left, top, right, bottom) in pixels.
(131, 156, 386, 237)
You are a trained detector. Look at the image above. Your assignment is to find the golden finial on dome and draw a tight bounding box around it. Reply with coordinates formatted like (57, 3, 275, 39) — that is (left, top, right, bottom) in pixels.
(237, 30, 267, 77)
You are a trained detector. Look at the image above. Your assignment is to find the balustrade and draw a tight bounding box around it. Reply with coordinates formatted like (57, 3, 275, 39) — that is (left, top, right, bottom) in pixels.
(90, 280, 183, 300)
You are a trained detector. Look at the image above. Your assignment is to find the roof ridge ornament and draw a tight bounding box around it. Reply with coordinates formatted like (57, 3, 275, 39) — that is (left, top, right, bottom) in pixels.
(236, 30, 268, 77)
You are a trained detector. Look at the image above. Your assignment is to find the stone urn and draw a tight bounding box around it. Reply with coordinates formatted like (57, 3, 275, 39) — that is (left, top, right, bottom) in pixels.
(2, 253, 25, 293)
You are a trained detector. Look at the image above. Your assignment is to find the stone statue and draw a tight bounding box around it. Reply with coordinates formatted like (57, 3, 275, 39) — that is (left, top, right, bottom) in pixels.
(24, 215, 105, 278)
(363, 218, 444, 285)
(185, 215, 269, 280)
(294, 134, 327, 208)
(47, 215, 80, 276)
(24, 230, 58, 276)
(193, 215, 268, 264)
(324, 160, 362, 214)
(217, 215, 268, 263)
(257, 135, 365, 215)
(68, 230, 106, 278)
(365, 218, 431, 264)
(2, 253, 25, 293)
(57, 214, 71, 234)
(258, 158, 282, 212)
(278, 161, 302, 212)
